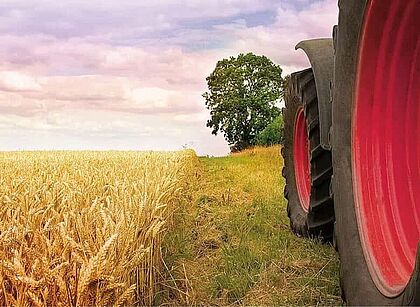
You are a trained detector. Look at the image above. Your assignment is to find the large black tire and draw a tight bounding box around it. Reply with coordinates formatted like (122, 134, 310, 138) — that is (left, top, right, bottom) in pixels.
(282, 68, 334, 241)
(332, 1, 419, 305)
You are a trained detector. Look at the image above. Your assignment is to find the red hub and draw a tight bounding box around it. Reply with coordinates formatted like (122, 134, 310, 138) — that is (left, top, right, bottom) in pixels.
(294, 108, 311, 212)
(353, 0, 420, 297)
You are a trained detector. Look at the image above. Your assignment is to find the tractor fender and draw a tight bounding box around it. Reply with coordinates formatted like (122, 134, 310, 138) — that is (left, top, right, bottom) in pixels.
(296, 38, 334, 150)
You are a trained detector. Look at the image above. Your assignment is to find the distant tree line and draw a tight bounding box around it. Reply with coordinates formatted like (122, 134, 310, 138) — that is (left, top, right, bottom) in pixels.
(203, 53, 286, 152)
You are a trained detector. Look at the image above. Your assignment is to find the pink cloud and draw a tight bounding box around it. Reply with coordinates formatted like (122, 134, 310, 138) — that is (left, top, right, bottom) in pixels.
(0, 71, 42, 92)
(0, 0, 337, 155)
(222, 0, 338, 74)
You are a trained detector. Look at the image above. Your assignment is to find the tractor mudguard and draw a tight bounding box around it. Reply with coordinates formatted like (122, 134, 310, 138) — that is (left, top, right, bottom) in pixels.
(295, 38, 334, 150)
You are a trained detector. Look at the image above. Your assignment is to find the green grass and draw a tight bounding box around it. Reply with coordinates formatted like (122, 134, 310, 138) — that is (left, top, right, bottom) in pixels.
(162, 146, 341, 305)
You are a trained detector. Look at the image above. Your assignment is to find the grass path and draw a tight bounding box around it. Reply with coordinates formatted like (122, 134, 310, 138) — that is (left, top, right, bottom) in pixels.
(163, 146, 341, 305)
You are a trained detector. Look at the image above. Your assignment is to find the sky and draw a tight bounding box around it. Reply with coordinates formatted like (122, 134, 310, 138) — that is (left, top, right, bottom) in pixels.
(0, 0, 338, 156)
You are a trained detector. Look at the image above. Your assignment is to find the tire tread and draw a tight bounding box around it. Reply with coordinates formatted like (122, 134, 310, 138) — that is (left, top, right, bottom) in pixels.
(282, 69, 335, 241)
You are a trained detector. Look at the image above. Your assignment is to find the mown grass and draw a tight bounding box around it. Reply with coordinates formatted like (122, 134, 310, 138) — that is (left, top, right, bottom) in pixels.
(163, 146, 341, 305)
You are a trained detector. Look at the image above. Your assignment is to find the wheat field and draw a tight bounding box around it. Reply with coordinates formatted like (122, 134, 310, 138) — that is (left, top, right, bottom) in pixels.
(0, 150, 198, 306)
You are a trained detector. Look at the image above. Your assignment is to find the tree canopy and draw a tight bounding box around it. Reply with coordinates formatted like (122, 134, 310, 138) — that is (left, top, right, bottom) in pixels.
(203, 53, 283, 151)
(255, 115, 284, 146)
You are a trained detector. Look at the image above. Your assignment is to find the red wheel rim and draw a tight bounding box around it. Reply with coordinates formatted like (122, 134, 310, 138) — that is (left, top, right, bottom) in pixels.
(294, 107, 311, 212)
(353, 0, 420, 297)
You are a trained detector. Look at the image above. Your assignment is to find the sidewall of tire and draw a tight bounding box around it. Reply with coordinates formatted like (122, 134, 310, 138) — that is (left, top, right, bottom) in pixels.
(333, 1, 404, 304)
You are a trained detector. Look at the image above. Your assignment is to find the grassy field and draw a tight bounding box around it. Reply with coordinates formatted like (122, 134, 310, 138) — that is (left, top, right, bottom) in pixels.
(163, 146, 341, 305)
(0, 147, 340, 306)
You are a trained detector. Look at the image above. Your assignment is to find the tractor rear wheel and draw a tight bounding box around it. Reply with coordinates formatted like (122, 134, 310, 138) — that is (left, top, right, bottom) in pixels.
(332, 0, 420, 304)
(282, 68, 334, 241)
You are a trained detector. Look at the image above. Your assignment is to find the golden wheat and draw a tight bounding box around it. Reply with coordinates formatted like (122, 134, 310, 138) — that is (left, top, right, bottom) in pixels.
(0, 150, 197, 306)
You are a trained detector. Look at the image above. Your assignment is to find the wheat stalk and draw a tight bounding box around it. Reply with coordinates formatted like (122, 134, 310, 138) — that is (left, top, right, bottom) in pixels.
(0, 150, 198, 306)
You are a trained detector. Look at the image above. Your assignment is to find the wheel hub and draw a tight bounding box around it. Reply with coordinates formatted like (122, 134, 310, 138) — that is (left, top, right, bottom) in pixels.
(352, 0, 420, 297)
(294, 108, 311, 212)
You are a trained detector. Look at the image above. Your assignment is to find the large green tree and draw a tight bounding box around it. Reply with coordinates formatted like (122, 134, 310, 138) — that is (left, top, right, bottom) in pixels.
(203, 53, 283, 151)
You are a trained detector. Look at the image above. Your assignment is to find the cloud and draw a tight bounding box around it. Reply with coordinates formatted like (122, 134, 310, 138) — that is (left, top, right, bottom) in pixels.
(0, 71, 42, 92)
(219, 0, 338, 74)
(0, 0, 338, 155)
(0, 0, 280, 39)
(0, 73, 204, 118)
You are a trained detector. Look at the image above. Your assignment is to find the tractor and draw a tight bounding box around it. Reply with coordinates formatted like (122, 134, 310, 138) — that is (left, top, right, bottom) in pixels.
(281, 1, 419, 304)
